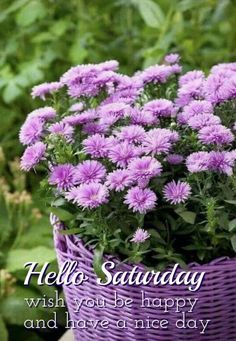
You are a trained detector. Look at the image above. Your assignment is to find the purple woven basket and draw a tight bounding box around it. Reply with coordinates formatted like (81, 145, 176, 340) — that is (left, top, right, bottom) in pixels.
(52, 216, 236, 341)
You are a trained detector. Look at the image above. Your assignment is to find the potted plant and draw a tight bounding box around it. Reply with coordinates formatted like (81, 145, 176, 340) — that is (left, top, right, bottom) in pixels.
(20, 55, 236, 340)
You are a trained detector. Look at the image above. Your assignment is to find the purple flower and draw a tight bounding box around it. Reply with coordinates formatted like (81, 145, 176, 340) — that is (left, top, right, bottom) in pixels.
(179, 70, 205, 86)
(139, 64, 176, 84)
(124, 186, 157, 214)
(19, 116, 44, 146)
(142, 128, 179, 155)
(108, 141, 139, 168)
(166, 154, 184, 165)
(177, 100, 214, 124)
(49, 164, 76, 190)
(28, 107, 57, 121)
(82, 122, 108, 135)
(75, 160, 106, 184)
(105, 169, 132, 191)
(165, 53, 180, 64)
(69, 102, 84, 112)
(128, 156, 162, 187)
(187, 114, 221, 130)
(106, 75, 143, 104)
(65, 183, 109, 209)
(208, 151, 235, 176)
(198, 125, 234, 145)
(63, 110, 97, 126)
(82, 134, 115, 158)
(61, 61, 119, 98)
(98, 102, 130, 120)
(186, 152, 209, 173)
(115, 125, 146, 143)
(31, 82, 62, 100)
(131, 228, 150, 243)
(48, 122, 74, 142)
(204, 69, 233, 104)
(20, 142, 46, 171)
(163, 180, 191, 204)
(176, 78, 205, 107)
(129, 108, 158, 126)
(143, 99, 174, 117)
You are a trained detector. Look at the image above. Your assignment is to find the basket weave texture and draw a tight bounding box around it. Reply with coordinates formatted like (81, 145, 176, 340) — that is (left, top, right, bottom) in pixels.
(51, 216, 236, 341)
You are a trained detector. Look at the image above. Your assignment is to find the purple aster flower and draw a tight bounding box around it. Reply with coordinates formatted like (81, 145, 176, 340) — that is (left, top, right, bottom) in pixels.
(139, 64, 176, 84)
(61, 61, 118, 98)
(165, 53, 180, 64)
(31, 82, 62, 100)
(131, 228, 150, 243)
(114, 125, 146, 143)
(108, 141, 139, 168)
(105, 169, 132, 192)
(75, 160, 106, 184)
(19, 116, 44, 146)
(171, 63, 182, 74)
(124, 186, 157, 214)
(218, 75, 236, 101)
(198, 125, 234, 145)
(82, 122, 108, 135)
(179, 70, 205, 86)
(143, 99, 174, 117)
(105, 75, 143, 104)
(28, 107, 57, 121)
(128, 156, 162, 187)
(97, 60, 119, 71)
(48, 122, 74, 142)
(142, 128, 179, 155)
(208, 151, 235, 176)
(63, 109, 97, 126)
(187, 114, 221, 130)
(176, 78, 205, 107)
(49, 164, 76, 190)
(210, 63, 236, 74)
(204, 69, 233, 104)
(98, 102, 130, 120)
(69, 102, 84, 112)
(82, 134, 115, 158)
(129, 108, 158, 126)
(186, 152, 209, 173)
(20, 142, 46, 171)
(65, 183, 109, 209)
(163, 180, 191, 204)
(166, 154, 184, 165)
(177, 100, 214, 124)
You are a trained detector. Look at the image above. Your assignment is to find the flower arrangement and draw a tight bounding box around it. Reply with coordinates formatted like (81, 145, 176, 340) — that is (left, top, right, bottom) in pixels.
(19, 55, 236, 271)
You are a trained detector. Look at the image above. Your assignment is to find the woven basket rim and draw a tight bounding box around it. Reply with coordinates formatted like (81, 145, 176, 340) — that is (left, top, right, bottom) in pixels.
(51, 213, 236, 272)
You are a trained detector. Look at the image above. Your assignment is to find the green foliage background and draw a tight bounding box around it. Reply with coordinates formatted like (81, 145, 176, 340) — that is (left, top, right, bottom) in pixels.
(0, 0, 235, 340)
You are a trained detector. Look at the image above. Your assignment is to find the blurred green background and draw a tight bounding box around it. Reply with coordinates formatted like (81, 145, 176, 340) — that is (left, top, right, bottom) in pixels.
(0, 0, 235, 340)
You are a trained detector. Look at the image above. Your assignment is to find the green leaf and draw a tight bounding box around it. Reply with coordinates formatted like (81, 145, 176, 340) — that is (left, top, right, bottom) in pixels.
(136, 0, 165, 28)
(59, 228, 81, 235)
(50, 207, 74, 221)
(15, 0, 47, 27)
(0, 315, 8, 341)
(229, 219, 236, 232)
(0, 0, 29, 23)
(225, 200, 236, 205)
(0, 287, 52, 325)
(3, 81, 22, 103)
(231, 235, 236, 253)
(0, 195, 12, 247)
(6, 246, 56, 272)
(93, 246, 106, 281)
(176, 210, 196, 224)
